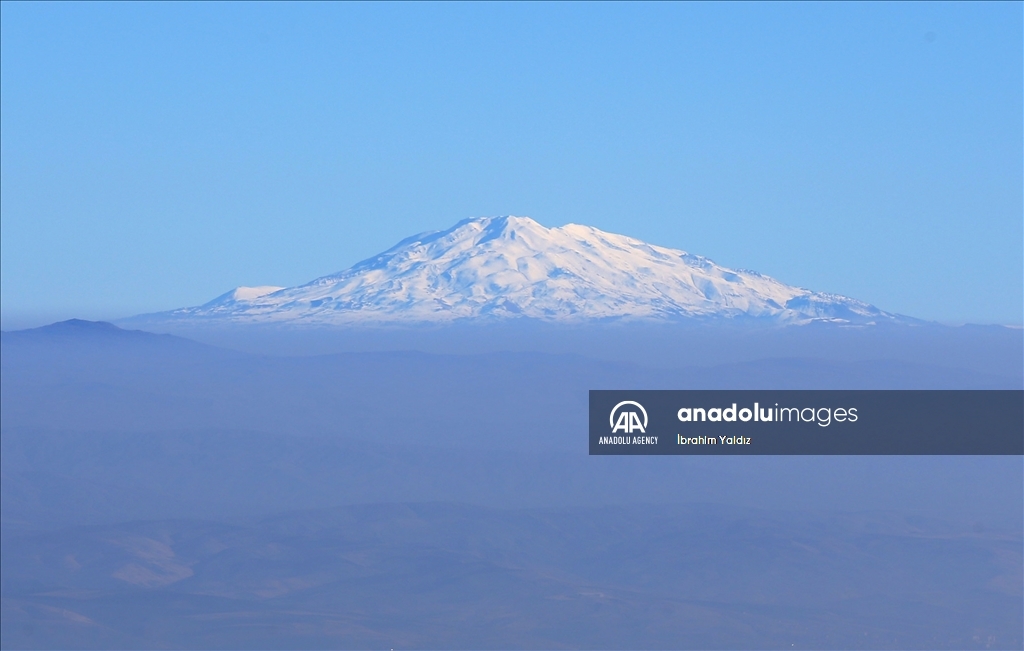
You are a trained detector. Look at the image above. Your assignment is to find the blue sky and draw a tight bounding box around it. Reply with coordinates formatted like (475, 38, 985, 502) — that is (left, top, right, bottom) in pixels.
(1, 2, 1021, 326)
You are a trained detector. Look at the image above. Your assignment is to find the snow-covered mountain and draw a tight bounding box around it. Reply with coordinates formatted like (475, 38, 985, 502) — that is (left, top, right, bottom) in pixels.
(130, 216, 908, 326)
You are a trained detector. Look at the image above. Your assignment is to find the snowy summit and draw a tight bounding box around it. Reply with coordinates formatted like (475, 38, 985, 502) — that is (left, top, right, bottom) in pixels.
(135, 216, 905, 326)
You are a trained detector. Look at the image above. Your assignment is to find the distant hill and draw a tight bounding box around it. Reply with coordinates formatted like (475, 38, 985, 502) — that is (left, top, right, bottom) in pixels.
(3, 318, 204, 346)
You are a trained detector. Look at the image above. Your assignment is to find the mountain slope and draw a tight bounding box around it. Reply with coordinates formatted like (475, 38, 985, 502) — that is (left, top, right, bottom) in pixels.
(128, 216, 908, 325)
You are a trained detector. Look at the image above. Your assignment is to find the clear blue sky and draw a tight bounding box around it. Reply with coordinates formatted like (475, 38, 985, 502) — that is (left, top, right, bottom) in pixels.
(2, 2, 1021, 327)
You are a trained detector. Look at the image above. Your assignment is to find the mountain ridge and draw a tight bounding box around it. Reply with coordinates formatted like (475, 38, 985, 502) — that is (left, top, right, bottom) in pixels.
(124, 216, 915, 326)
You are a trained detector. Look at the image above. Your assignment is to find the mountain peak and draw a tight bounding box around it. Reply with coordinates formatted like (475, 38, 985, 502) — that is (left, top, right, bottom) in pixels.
(204, 286, 286, 307)
(126, 216, 911, 327)
(471, 214, 541, 230)
(399, 215, 552, 252)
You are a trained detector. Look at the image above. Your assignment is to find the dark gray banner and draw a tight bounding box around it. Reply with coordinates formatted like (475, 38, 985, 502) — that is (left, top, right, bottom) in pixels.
(589, 390, 1023, 455)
